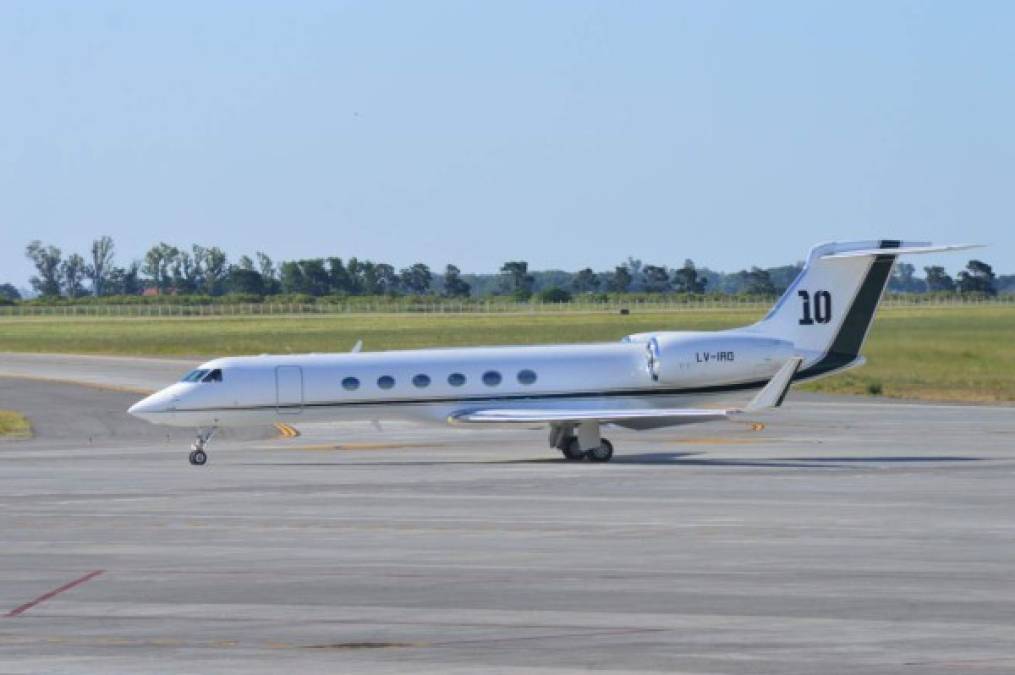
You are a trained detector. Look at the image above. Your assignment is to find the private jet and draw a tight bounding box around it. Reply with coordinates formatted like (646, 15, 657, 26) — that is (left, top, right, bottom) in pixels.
(128, 240, 975, 465)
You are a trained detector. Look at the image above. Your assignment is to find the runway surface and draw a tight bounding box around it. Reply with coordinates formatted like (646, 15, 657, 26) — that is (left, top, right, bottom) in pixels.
(1, 353, 1014, 673)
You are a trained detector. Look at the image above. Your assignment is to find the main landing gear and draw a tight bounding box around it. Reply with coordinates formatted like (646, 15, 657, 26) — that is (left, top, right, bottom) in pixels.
(188, 428, 217, 466)
(550, 423, 614, 463)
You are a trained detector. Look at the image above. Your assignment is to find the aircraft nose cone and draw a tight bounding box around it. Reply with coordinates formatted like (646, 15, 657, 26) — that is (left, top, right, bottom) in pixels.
(128, 391, 172, 419)
(127, 396, 155, 418)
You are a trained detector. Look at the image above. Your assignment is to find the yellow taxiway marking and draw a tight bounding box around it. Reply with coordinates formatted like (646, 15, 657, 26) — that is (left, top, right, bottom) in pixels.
(273, 422, 301, 439)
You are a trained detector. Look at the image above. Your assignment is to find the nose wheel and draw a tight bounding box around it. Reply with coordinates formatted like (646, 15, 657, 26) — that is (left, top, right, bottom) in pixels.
(188, 428, 216, 466)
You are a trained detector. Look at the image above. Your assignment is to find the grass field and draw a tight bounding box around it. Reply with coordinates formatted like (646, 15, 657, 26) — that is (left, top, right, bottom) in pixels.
(0, 306, 1013, 402)
(0, 410, 32, 439)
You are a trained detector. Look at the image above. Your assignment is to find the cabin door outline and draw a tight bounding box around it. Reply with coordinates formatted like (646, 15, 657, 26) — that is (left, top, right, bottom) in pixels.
(275, 366, 304, 414)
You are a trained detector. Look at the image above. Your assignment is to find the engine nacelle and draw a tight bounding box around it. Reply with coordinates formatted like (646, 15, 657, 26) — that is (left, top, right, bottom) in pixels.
(625, 331, 795, 387)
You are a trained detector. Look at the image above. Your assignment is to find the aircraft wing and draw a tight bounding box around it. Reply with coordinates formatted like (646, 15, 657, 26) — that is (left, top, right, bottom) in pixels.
(449, 407, 731, 430)
(449, 357, 803, 431)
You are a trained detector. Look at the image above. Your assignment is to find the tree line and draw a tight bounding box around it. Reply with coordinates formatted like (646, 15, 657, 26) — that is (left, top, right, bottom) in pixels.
(0, 237, 1009, 304)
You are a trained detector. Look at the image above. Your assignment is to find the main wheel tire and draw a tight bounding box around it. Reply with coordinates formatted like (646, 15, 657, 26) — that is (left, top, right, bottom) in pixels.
(189, 449, 207, 466)
(561, 437, 586, 461)
(587, 439, 614, 463)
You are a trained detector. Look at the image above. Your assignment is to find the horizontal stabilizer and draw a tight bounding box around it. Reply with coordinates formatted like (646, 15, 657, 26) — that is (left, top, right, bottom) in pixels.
(821, 243, 982, 259)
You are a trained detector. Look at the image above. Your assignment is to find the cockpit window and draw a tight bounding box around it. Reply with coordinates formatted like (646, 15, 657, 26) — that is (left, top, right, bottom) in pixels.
(181, 369, 209, 382)
(202, 369, 223, 383)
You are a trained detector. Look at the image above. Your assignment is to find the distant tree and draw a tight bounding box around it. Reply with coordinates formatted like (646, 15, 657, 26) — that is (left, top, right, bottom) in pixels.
(500, 261, 534, 298)
(512, 288, 533, 301)
(672, 259, 707, 294)
(227, 267, 265, 295)
(170, 250, 200, 294)
(256, 252, 276, 280)
(765, 263, 804, 294)
(345, 257, 366, 295)
(624, 257, 643, 291)
(107, 262, 143, 295)
(201, 246, 229, 295)
(256, 252, 280, 294)
(327, 257, 352, 294)
(399, 263, 432, 295)
(537, 287, 572, 303)
(358, 261, 381, 295)
(237, 255, 255, 271)
(86, 235, 115, 296)
(0, 283, 21, 301)
(607, 265, 632, 293)
(60, 253, 88, 298)
(923, 265, 955, 292)
(957, 260, 996, 295)
(374, 263, 400, 295)
(25, 241, 63, 297)
(533, 269, 571, 292)
(442, 264, 471, 298)
(143, 242, 179, 295)
(279, 261, 306, 294)
(572, 268, 600, 293)
(298, 259, 330, 296)
(739, 267, 776, 295)
(641, 265, 671, 293)
(889, 262, 926, 293)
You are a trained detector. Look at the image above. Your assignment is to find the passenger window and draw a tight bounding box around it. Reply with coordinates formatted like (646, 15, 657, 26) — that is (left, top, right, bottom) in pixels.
(448, 373, 466, 387)
(482, 370, 502, 386)
(412, 374, 431, 388)
(517, 369, 537, 385)
(202, 369, 223, 383)
(342, 376, 360, 391)
(181, 369, 208, 382)
(377, 375, 395, 390)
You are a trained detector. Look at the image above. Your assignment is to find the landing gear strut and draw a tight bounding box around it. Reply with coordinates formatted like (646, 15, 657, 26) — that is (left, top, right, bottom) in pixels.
(188, 428, 217, 466)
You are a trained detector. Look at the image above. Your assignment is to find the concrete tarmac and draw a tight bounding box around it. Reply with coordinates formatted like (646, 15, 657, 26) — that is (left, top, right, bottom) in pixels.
(1, 356, 1014, 674)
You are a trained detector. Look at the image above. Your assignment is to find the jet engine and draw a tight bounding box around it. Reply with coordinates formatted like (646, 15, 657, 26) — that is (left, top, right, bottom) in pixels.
(624, 331, 795, 386)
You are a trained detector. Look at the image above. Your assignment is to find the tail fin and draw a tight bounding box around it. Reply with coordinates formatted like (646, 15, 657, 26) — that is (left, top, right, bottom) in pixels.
(751, 240, 979, 379)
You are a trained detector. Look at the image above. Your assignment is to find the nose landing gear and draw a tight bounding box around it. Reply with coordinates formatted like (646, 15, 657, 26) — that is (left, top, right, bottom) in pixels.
(188, 428, 217, 466)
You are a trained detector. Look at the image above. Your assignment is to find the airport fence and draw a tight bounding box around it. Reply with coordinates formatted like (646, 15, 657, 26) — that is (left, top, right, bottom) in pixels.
(0, 294, 1013, 318)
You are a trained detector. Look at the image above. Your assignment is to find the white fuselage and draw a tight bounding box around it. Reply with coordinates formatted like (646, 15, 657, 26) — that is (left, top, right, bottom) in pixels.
(127, 329, 808, 428)
(128, 239, 975, 464)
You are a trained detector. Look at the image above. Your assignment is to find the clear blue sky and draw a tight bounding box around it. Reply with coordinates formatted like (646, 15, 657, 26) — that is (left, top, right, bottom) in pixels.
(2, 1, 1012, 288)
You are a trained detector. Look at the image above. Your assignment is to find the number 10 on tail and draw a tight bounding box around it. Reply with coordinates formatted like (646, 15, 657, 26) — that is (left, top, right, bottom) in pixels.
(799, 290, 832, 325)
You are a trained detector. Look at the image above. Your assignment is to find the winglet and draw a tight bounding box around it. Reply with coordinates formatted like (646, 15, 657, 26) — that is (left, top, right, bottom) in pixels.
(351, 340, 363, 353)
(744, 357, 803, 412)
